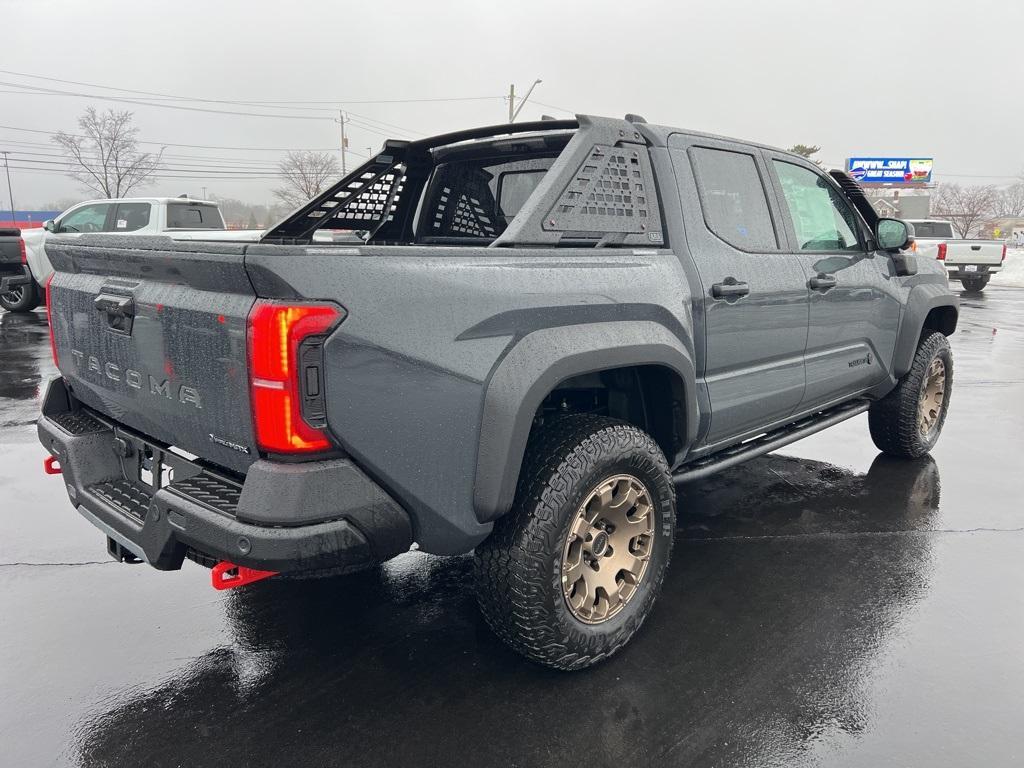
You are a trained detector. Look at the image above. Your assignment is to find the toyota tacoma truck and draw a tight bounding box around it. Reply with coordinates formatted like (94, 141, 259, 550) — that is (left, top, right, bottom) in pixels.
(38, 115, 958, 670)
(0, 228, 37, 312)
(905, 218, 1005, 293)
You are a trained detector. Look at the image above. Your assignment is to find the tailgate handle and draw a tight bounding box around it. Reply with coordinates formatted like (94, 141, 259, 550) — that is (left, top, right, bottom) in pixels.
(970, 245, 981, 251)
(94, 293, 135, 317)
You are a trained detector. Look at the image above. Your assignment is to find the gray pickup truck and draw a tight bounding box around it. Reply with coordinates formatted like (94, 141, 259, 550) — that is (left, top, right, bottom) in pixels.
(38, 115, 957, 669)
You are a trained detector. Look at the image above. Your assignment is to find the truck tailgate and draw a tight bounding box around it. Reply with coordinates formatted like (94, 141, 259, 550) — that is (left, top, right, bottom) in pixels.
(46, 236, 258, 473)
(944, 241, 1003, 265)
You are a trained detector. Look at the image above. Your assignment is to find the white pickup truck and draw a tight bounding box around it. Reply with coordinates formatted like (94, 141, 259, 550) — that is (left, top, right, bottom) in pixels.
(905, 219, 1006, 293)
(20, 198, 263, 306)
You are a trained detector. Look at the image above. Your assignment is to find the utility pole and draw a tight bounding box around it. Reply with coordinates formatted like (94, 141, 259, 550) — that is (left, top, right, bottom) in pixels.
(508, 79, 543, 123)
(337, 110, 350, 175)
(1, 151, 15, 224)
(201, 186, 208, 200)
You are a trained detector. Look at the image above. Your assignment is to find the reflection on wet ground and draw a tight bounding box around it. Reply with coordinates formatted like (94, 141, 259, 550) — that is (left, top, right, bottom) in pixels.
(2, 287, 1023, 767)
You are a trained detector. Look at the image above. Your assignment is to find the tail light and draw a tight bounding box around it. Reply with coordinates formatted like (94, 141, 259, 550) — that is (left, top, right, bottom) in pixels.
(247, 300, 344, 454)
(19, 238, 26, 264)
(936, 243, 947, 261)
(1001, 244, 1007, 263)
(45, 273, 59, 367)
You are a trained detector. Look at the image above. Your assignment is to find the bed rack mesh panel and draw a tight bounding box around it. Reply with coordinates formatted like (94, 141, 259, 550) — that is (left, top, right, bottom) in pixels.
(276, 154, 407, 235)
(549, 145, 653, 231)
(261, 121, 578, 244)
(492, 115, 665, 248)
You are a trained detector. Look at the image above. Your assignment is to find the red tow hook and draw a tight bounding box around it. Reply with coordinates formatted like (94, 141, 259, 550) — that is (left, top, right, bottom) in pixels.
(43, 456, 62, 475)
(211, 561, 278, 590)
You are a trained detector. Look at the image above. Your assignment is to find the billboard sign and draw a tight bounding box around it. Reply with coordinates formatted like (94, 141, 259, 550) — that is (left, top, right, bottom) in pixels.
(846, 157, 933, 184)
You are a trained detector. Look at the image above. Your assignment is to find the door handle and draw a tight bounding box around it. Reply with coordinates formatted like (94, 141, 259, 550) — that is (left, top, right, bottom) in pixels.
(808, 274, 837, 291)
(711, 279, 750, 299)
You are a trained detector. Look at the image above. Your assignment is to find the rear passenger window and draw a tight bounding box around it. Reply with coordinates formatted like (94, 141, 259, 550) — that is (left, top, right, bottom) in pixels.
(113, 203, 151, 232)
(690, 147, 778, 251)
(166, 203, 223, 229)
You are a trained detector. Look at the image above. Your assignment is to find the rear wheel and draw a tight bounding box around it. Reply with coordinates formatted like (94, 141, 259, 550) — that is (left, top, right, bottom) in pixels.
(0, 281, 40, 313)
(961, 276, 988, 293)
(475, 415, 676, 670)
(868, 331, 952, 458)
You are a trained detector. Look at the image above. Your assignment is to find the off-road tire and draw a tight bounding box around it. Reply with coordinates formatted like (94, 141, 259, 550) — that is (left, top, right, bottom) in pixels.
(868, 331, 952, 458)
(474, 415, 676, 671)
(960, 276, 988, 293)
(0, 280, 40, 313)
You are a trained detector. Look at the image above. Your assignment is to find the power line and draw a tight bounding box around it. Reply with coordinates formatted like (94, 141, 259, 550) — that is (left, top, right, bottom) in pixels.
(2, 165, 281, 181)
(0, 122, 341, 152)
(2, 146, 284, 168)
(0, 68, 503, 107)
(0, 88, 421, 141)
(0, 69, 479, 138)
(6, 156, 281, 175)
(530, 99, 577, 115)
(0, 80, 332, 121)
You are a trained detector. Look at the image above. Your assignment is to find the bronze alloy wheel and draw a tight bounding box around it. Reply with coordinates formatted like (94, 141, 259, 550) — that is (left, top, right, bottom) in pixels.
(918, 357, 946, 438)
(561, 474, 655, 624)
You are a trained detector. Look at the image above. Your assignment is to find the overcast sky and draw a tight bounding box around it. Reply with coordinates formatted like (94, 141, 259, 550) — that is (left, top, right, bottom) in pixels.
(1, 0, 1020, 208)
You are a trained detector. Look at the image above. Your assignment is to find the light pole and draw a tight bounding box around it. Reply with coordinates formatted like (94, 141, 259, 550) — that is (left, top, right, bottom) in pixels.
(509, 79, 543, 123)
(1, 151, 15, 225)
(336, 110, 350, 175)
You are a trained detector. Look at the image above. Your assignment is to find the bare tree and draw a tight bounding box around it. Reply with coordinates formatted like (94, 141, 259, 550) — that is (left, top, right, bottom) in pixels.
(788, 144, 822, 166)
(991, 183, 1024, 218)
(53, 108, 163, 198)
(273, 151, 341, 207)
(929, 183, 997, 237)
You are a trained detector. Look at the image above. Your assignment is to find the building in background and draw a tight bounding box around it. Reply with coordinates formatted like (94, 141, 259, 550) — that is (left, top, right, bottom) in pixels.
(0, 210, 61, 229)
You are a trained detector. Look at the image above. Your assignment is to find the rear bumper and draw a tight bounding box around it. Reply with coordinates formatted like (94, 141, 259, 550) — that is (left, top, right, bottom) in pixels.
(37, 377, 413, 573)
(946, 264, 1001, 278)
(0, 265, 31, 292)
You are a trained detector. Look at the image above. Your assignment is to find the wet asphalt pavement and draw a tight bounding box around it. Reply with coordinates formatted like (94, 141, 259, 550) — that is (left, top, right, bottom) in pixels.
(2, 287, 1023, 768)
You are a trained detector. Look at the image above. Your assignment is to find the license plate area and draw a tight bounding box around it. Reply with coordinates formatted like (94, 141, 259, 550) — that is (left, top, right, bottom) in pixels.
(964, 264, 978, 272)
(113, 426, 203, 494)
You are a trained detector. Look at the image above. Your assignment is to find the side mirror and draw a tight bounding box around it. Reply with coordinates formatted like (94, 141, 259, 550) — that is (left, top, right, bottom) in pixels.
(43, 219, 56, 233)
(876, 218, 911, 252)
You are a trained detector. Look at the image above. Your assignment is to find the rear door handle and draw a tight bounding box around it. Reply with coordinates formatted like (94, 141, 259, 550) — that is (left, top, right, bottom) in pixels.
(809, 274, 838, 291)
(711, 279, 750, 299)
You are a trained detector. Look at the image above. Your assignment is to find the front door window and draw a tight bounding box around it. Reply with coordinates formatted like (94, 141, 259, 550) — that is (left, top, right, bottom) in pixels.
(773, 161, 862, 252)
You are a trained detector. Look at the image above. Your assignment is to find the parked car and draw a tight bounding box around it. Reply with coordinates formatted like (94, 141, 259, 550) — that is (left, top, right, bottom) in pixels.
(38, 115, 958, 670)
(905, 219, 1005, 293)
(21, 197, 263, 290)
(0, 228, 38, 312)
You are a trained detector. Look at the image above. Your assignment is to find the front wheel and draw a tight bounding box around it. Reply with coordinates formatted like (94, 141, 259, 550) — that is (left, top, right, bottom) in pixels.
(868, 331, 952, 458)
(475, 415, 676, 670)
(0, 280, 40, 313)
